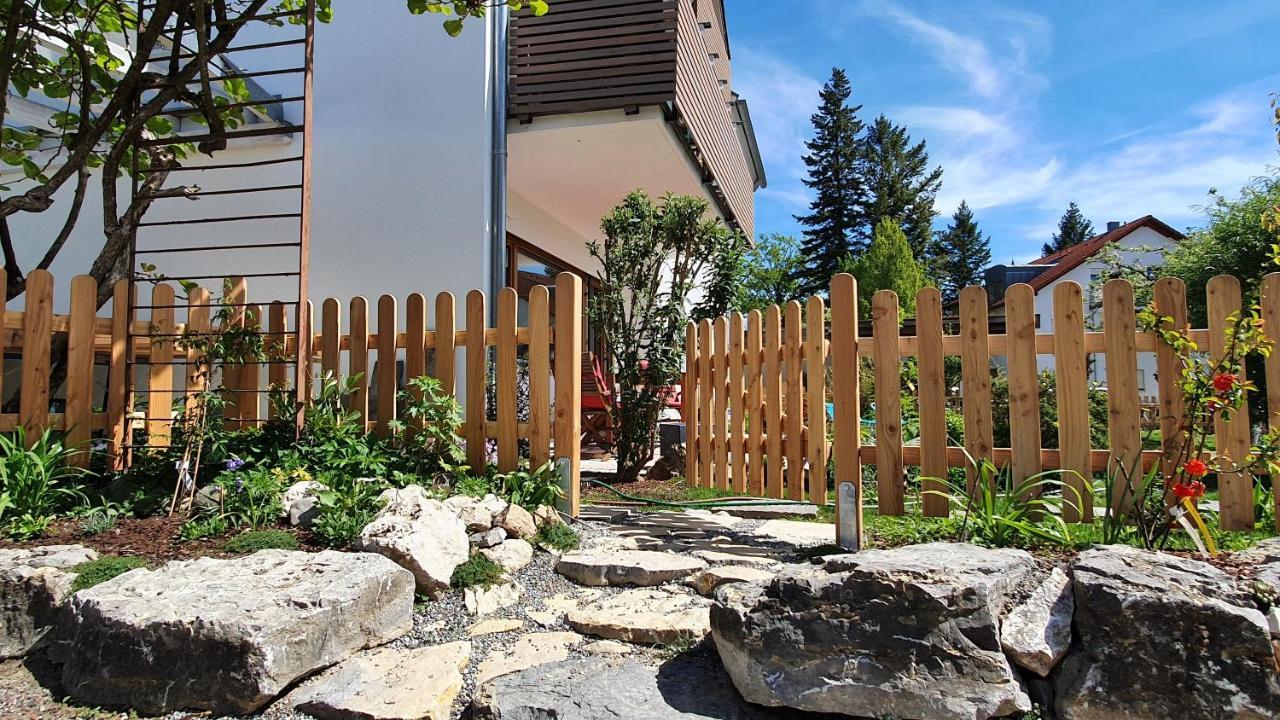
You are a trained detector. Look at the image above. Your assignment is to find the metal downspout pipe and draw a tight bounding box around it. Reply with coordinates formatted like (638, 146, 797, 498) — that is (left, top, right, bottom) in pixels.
(489, 5, 509, 318)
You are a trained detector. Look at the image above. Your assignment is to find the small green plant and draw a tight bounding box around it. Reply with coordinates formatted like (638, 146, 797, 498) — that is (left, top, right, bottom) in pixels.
(450, 555, 505, 590)
(535, 522, 580, 552)
(70, 556, 147, 594)
(224, 529, 299, 553)
(922, 456, 1079, 548)
(211, 465, 297, 529)
(384, 376, 467, 480)
(0, 428, 91, 540)
(295, 373, 392, 479)
(78, 504, 123, 536)
(179, 514, 229, 541)
(454, 474, 493, 498)
(310, 473, 386, 548)
(494, 461, 563, 509)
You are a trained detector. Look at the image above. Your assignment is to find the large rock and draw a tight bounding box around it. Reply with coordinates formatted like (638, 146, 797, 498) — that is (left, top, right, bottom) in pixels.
(481, 539, 534, 573)
(1001, 566, 1072, 676)
(49, 550, 414, 715)
(0, 545, 97, 659)
(1055, 545, 1280, 720)
(1236, 537, 1280, 594)
(556, 550, 707, 587)
(471, 653, 814, 719)
(712, 542, 1037, 720)
(445, 495, 494, 533)
(567, 588, 711, 645)
(495, 503, 538, 539)
(291, 641, 470, 720)
(355, 485, 469, 597)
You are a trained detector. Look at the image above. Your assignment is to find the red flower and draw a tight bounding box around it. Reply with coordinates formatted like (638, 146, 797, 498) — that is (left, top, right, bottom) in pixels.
(1213, 373, 1239, 393)
(1183, 459, 1209, 477)
(1172, 481, 1206, 500)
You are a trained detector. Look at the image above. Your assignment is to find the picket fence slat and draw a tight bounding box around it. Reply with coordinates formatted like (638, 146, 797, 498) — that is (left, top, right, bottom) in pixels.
(697, 318, 714, 487)
(321, 298, 341, 381)
(148, 283, 175, 445)
(713, 315, 730, 491)
(830, 274, 862, 548)
(763, 306, 783, 499)
(959, 285, 994, 494)
(872, 290, 904, 515)
(65, 276, 96, 465)
(684, 321, 699, 487)
(1005, 283, 1042, 487)
(435, 293, 456, 396)
(268, 301, 288, 418)
(729, 312, 747, 494)
(1208, 275, 1253, 530)
(0, 270, 6, 408)
(465, 290, 486, 470)
(108, 280, 131, 468)
(805, 296, 827, 507)
(553, 272, 583, 517)
(746, 310, 765, 496)
(1053, 282, 1091, 522)
(241, 305, 263, 426)
(496, 288, 519, 472)
(405, 293, 427, 430)
(528, 285, 552, 470)
(1153, 278, 1188, 482)
(1104, 279, 1143, 512)
(1262, 273, 1280, 531)
(783, 300, 805, 501)
(350, 296, 370, 426)
(915, 287, 948, 517)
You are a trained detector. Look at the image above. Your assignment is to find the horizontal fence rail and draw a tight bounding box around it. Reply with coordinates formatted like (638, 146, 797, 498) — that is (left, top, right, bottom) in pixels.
(685, 273, 1280, 541)
(0, 270, 583, 515)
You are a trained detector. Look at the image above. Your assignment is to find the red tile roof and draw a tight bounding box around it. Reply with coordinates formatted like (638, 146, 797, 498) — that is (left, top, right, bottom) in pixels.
(995, 215, 1185, 305)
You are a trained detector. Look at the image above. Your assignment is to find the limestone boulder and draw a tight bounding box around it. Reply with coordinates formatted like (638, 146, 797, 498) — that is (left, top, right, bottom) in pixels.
(0, 545, 97, 658)
(445, 495, 494, 533)
(532, 504, 563, 528)
(555, 550, 707, 587)
(355, 485, 469, 597)
(1000, 566, 1073, 676)
(290, 641, 470, 720)
(711, 542, 1037, 720)
(1236, 537, 1280, 594)
(1054, 545, 1280, 720)
(495, 503, 538, 539)
(49, 550, 414, 715)
(481, 539, 534, 574)
(475, 631, 584, 686)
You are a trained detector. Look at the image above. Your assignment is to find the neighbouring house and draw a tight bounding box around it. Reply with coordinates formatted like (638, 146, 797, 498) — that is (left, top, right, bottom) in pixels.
(985, 215, 1186, 402)
(5, 0, 764, 329)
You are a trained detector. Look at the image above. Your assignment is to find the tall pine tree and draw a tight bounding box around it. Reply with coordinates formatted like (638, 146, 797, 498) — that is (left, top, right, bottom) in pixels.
(934, 200, 992, 302)
(859, 114, 943, 262)
(1042, 202, 1095, 256)
(793, 68, 866, 295)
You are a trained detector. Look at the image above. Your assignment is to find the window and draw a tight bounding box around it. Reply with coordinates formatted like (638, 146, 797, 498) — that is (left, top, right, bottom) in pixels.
(505, 234, 604, 358)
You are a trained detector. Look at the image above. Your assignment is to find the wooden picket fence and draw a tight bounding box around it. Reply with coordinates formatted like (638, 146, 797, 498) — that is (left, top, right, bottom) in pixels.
(685, 272, 1280, 535)
(1, 269, 583, 515)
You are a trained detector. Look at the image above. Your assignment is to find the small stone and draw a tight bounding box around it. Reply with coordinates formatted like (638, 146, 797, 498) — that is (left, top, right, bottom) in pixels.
(495, 504, 538, 539)
(1001, 566, 1072, 676)
(291, 641, 469, 720)
(532, 505, 563, 528)
(681, 509, 743, 528)
(555, 550, 707, 587)
(446, 495, 493, 533)
(583, 640, 631, 656)
(465, 582, 522, 616)
(526, 611, 559, 628)
(469, 618, 523, 637)
(475, 631, 584, 686)
(281, 480, 325, 526)
(1267, 606, 1280, 638)
(686, 566, 776, 596)
(480, 494, 509, 516)
(469, 528, 507, 548)
(481, 539, 534, 573)
(567, 588, 711, 644)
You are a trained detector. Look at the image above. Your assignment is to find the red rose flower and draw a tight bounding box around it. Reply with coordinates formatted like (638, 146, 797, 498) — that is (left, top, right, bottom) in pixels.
(1183, 459, 1209, 477)
(1172, 481, 1206, 499)
(1213, 373, 1239, 393)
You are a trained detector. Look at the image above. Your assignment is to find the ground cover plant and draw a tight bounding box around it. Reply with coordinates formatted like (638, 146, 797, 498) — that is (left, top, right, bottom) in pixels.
(69, 556, 147, 594)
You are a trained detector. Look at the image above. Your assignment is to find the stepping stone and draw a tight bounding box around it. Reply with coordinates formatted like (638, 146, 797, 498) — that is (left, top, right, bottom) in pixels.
(583, 639, 632, 656)
(718, 503, 819, 520)
(0, 545, 98, 659)
(686, 566, 776, 596)
(465, 582, 522, 616)
(555, 550, 707, 587)
(468, 618, 523, 636)
(690, 550, 779, 567)
(291, 641, 470, 720)
(751, 519, 835, 549)
(49, 550, 414, 715)
(567, 588, 711, 644)
(475, 631, 584, 686)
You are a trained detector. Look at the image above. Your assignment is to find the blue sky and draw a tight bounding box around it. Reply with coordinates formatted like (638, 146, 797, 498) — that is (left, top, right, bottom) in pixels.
(726, 0, 1280, 263)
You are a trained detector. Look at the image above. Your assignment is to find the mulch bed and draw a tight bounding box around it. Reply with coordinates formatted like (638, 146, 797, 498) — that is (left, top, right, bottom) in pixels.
(0, 517, 325, 565)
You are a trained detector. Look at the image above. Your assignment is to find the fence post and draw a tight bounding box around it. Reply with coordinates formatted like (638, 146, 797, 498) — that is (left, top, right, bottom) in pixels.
(108, 280, 131, 469)
(1261, 273, 1280, 531)
(684, 321, 699, 487)
(1103, 279, 1142, 515)
(553, 272, 582, 517)
(830, 274, 862, 550)
(65, 276, 97, 466)
(465, 290, 487, 470)
(18, 270, 53, 445)
(1207, 275, 1253, 530)
(916, 287, 948, 517)
(1005, 284, 1042, 489)
(959, 285, 994, 493)
(1053, 282, 1092, 522)
(0, 270, 5, 412)
(805, 297, 827, 506)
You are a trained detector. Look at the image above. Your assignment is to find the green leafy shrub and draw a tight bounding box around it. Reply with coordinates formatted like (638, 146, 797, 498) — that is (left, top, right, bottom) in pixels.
(385, 376, 467, 480)
(224, 529, 299, 553)
(450, 555, 505, 590)
(454, 474, 493, 499)
(494, 461, 562, 509)
(78, 504, 123, 536)
(534, 522, 580, 552)
(0, 428, 90, 540)
(179, 515, 228, 541)
(295, 374, 392, 479)
(923, 457, 1080, 548)
(311, 474, 386, 548)
(211, 466, 301, 529)
(70, 556, 146, 593)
